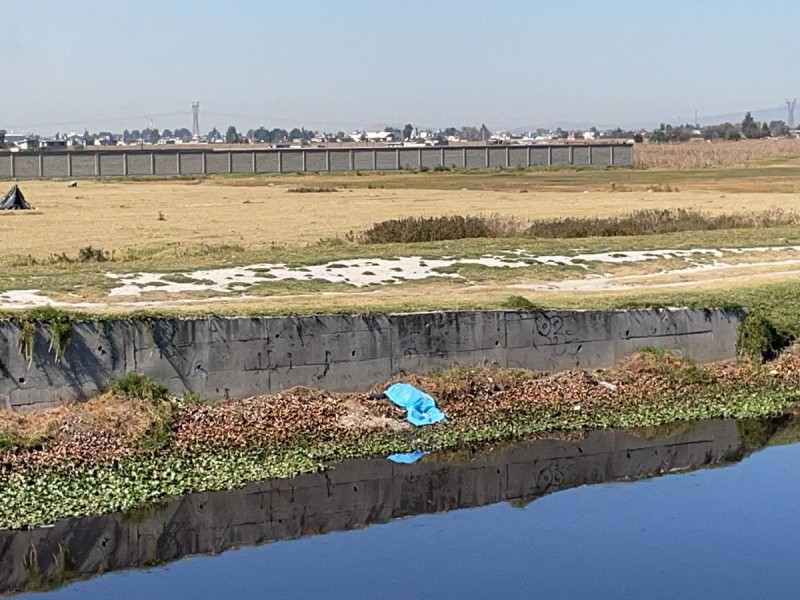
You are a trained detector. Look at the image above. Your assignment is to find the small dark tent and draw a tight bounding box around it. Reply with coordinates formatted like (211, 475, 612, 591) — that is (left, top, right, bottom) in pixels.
(0, 186, 32, 210)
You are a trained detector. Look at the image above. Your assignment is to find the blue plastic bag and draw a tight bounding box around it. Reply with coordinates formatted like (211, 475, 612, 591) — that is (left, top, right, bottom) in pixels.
(385, 383, 446, 427)
(387, 450, 426, 464)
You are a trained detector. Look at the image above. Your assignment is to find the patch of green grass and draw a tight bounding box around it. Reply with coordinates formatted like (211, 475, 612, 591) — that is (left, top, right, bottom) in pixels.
(503, 295, 544, 310)
(0, 431, 42, 454)
(109, 373, 169, 402)
(635, 348, 713, 385)
(245, 278, 355, 296)
(107, 374, 176, 452)
(179, 391, 206, 405)
(737, 312, 790, 363)
(160, 273, 215, 285)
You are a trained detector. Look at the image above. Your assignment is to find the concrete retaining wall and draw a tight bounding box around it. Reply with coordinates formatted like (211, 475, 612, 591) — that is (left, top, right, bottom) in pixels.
(0, 418, 742, 593)
(0, 143, 634, 180)
(0, 308, 741, 411)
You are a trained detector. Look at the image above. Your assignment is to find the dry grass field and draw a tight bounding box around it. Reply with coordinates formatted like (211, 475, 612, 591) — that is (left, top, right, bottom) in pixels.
(1, 156, 800, 315)
(635, 138, 800, 169)
(4, 167, 800, 258)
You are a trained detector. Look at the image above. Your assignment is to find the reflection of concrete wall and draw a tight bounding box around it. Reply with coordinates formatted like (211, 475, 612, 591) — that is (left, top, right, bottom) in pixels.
(0, 144, 634, 180)
(0, 418, 742, 595)
(0, 308, 741, 411)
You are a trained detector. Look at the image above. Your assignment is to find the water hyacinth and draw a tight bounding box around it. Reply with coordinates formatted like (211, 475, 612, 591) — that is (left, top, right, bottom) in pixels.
(2, 348, 800, 530)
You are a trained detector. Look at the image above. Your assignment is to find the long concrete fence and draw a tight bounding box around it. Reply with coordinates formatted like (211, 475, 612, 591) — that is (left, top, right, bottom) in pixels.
(0, 308, 741, 411)
(0, 143, 633, 179)
(0, 417, 741, 594)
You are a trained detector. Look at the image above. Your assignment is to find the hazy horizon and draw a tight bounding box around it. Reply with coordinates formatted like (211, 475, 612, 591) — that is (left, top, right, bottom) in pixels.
(2, 0, 797, 134)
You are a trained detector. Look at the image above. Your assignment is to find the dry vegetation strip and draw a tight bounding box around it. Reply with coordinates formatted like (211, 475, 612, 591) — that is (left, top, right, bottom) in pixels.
(357, 209, 798, 243)
(4, 177, 800, 262)
(2, 349, 799, 471)
(635, 139, 800, 169)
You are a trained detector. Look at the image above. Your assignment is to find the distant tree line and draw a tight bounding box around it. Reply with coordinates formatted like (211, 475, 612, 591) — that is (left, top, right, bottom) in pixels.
(1, 114, 794, 149)
(648, 113, 791, 143)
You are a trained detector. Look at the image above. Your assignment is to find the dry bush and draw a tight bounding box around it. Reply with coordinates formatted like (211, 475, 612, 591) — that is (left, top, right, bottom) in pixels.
(636, 139, 800, 169)
(0, 393, 166, 452)
(357, 209, 798, 243)
(287, 186, 338, 193)
(525, 208, 797, 238)
(356, 215, 525, 243)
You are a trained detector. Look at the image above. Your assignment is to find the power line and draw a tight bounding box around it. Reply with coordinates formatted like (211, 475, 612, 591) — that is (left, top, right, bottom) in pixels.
(6, 111, 190, 132)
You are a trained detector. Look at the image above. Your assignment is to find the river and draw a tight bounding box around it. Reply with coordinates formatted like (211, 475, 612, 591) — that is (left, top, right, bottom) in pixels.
(3, 416, 798, 599)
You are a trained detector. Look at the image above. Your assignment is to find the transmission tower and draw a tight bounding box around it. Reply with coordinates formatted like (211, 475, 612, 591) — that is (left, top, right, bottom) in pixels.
(787, 99, 797, 128)
(192, 102, 200, 138)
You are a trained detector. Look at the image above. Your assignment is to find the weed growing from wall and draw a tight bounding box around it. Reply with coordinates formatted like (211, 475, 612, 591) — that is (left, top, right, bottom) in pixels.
(12, 308, 78, 365)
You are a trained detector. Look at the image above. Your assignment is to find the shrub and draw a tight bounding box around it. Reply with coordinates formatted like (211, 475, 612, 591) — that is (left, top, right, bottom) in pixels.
(110, 373, 169, 402)
(737, 313, 789, 363)
(77, 245, 111, 262)
(355, 209, 797, 244)
(524, 208, 797, 239)
(287, 186, 338, 193)
(504, 295, 543, 310)
(358, 215, 495, 243)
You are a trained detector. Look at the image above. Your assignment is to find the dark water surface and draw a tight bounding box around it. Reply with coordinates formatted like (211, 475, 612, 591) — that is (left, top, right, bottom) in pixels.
(5, 418, 800, 599)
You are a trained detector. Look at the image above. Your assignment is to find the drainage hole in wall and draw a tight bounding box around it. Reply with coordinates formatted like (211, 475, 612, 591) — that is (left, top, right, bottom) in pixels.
(18, 377, 25, 384)
(195, 364, 203, 371)
(351, 350, 356, 357)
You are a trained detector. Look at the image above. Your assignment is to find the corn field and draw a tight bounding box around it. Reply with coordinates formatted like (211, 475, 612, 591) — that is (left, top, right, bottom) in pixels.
(635, 139, 800, 169)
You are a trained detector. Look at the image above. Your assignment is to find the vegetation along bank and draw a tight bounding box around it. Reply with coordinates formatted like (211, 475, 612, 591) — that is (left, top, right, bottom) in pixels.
(0, 309, 798, 529)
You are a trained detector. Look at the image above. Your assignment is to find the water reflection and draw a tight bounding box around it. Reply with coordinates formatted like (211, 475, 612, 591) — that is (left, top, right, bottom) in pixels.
(0, 418, 759, 595)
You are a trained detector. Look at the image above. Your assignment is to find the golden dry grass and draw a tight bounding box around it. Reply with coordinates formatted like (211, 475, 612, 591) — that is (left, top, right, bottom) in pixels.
(636, 139, 800, 169)
(1, 164, 800, 314)
(0, 393, 159, 447)
(4, 177, 800, 259)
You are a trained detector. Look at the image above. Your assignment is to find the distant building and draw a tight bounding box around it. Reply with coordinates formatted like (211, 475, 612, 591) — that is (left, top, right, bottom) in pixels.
(4, 132, 29, 146)
(39, 137, 68, 149)
(15, 138, 40, 151)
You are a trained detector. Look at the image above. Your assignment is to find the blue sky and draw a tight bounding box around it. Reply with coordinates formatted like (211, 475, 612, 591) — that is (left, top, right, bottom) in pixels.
(1, 0, 796, 133)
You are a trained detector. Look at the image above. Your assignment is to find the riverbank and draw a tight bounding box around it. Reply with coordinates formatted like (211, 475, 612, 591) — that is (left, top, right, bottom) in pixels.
(0, 417, 750, 595)
(2, 347, 800, 529)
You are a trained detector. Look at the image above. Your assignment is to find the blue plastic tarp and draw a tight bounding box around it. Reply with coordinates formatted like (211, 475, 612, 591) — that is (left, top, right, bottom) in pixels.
(385, 383, 446, 427)
(387, 450, 425, 464)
